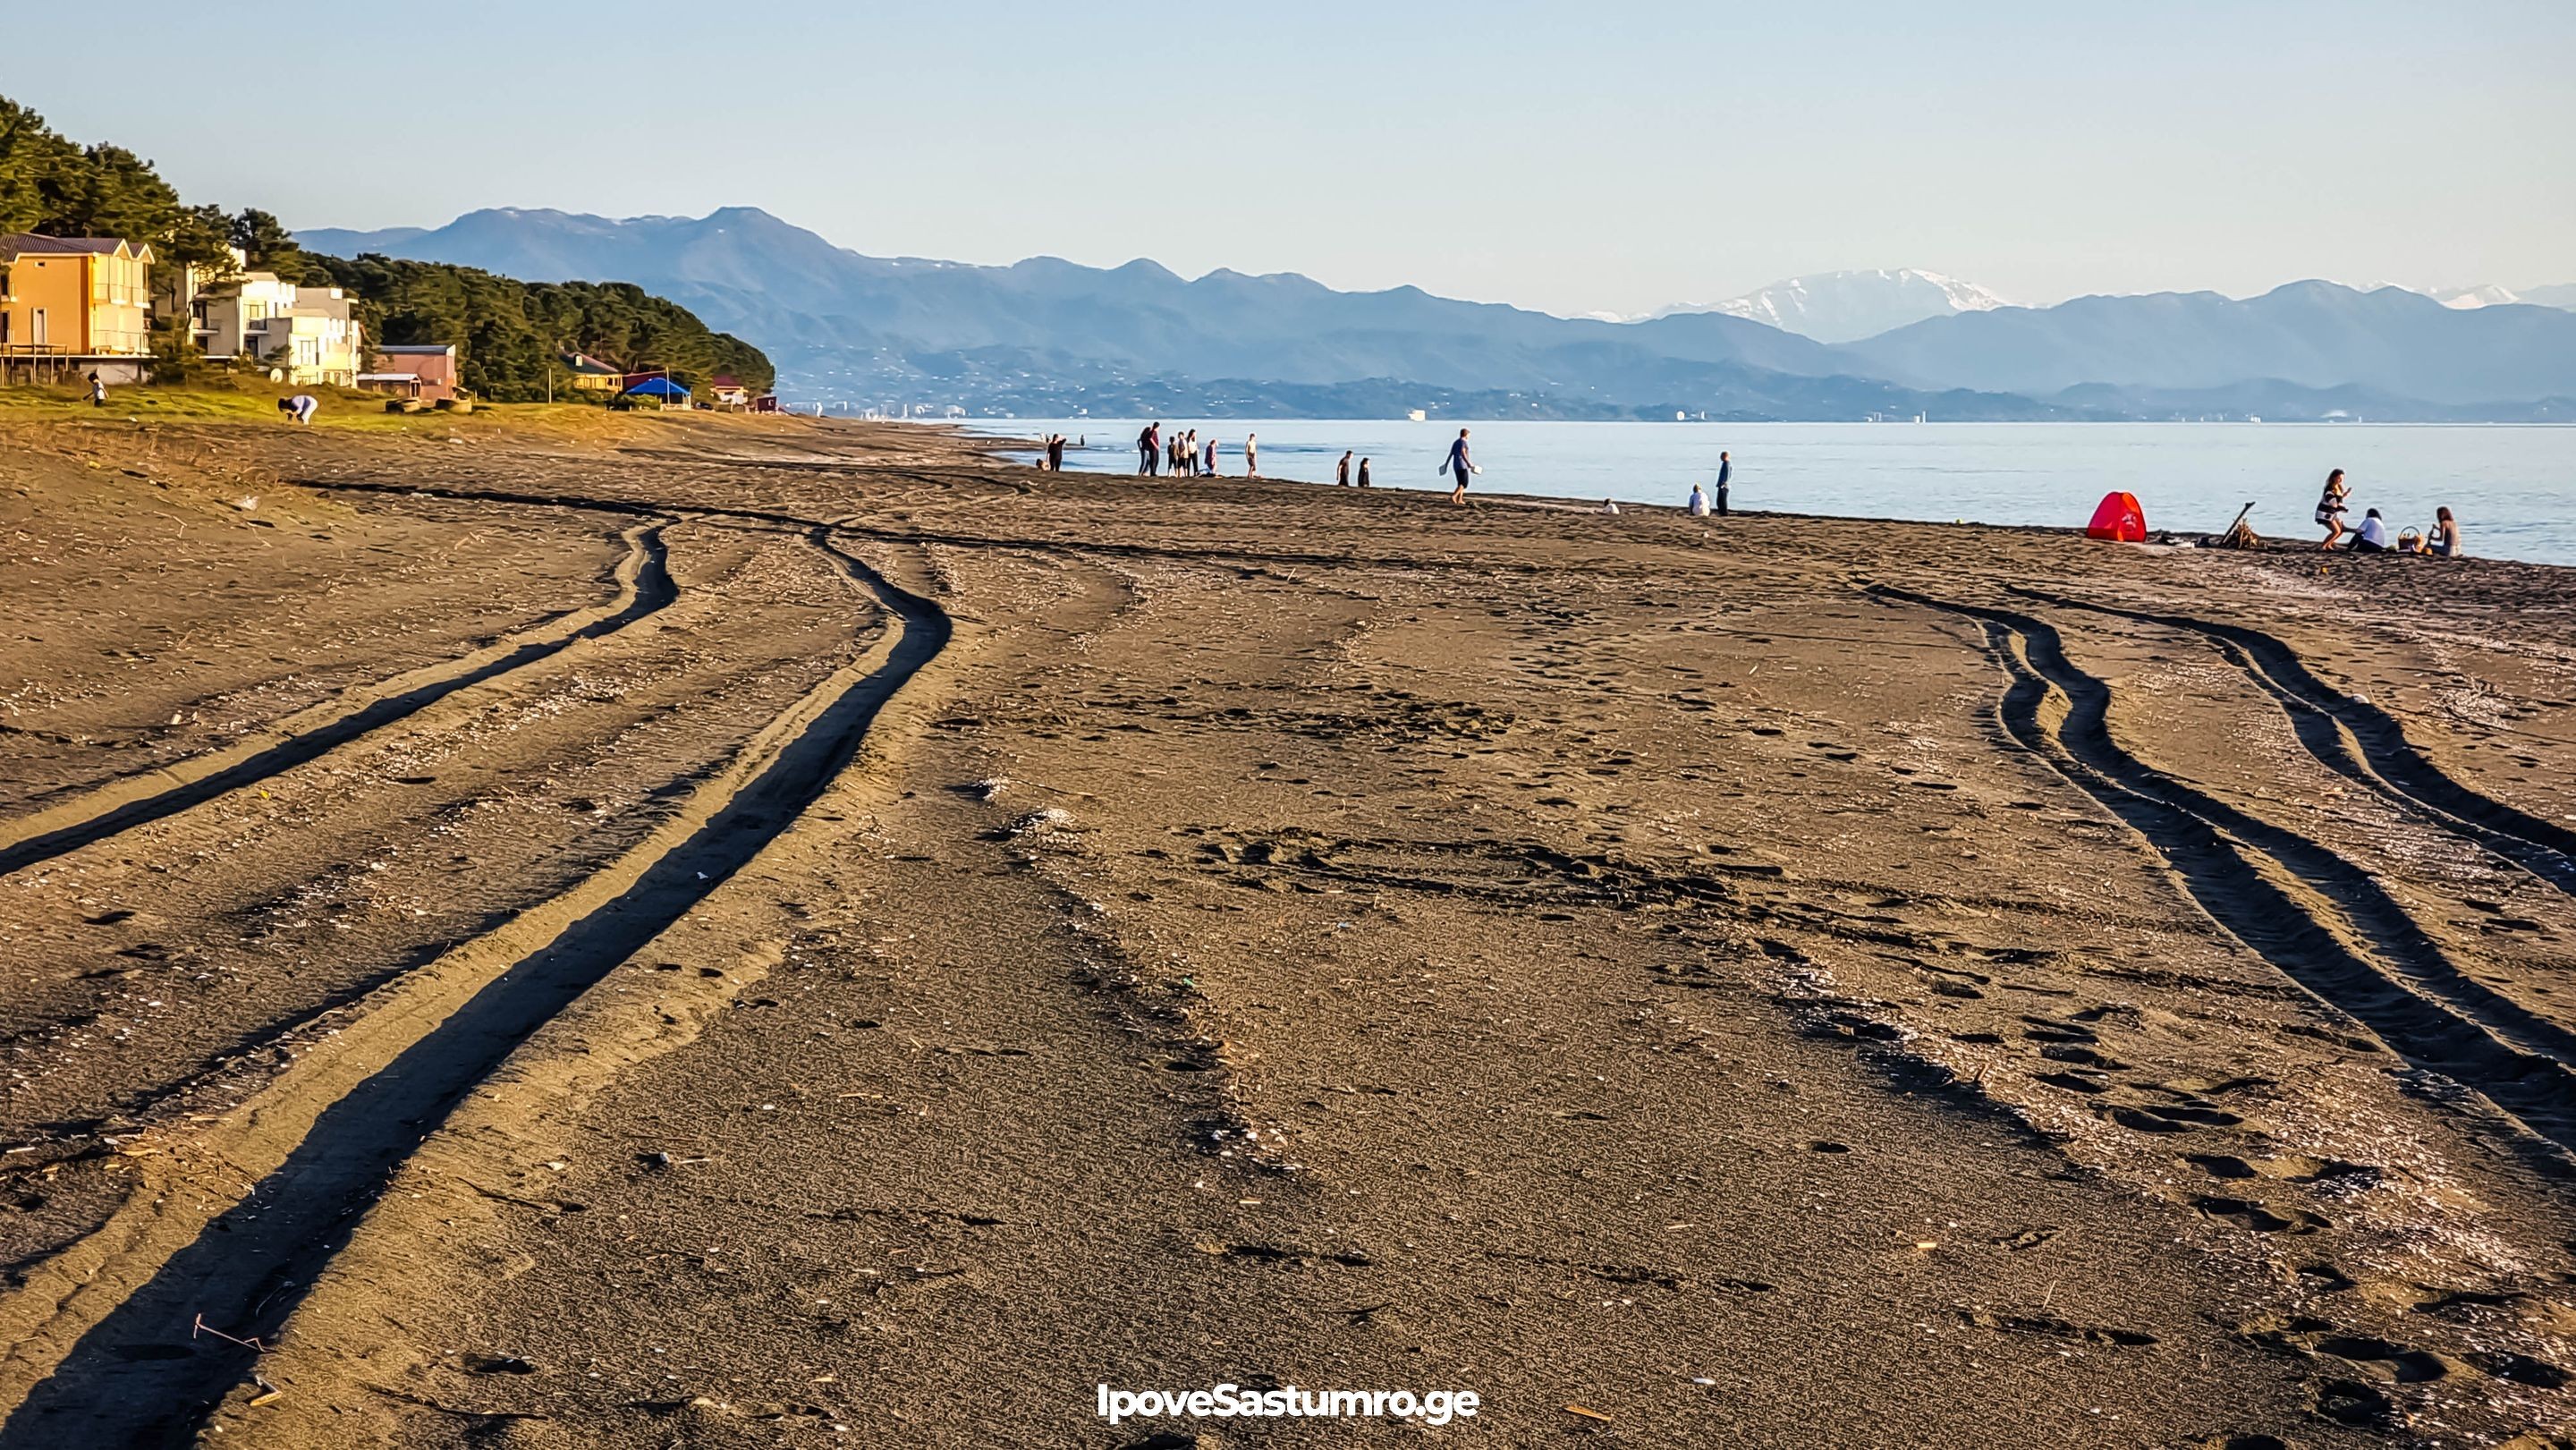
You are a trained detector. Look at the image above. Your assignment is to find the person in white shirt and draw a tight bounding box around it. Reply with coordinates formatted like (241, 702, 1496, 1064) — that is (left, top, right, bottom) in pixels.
(279, 394, 318, 425)
(2353, 508, 2391, 553)
(1687, 483, 1710, 517)
(1244, 433, 1258, 477)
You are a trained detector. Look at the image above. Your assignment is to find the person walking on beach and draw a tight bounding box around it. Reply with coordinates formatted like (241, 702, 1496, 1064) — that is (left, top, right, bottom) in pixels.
(1245, 433, 1258, 477)
(1337, 450, 1353, 487)
(87, 371, 106, 408)
(1357, 456, 1373, 488)
(1715, 450, 1732, 515)
(1139, 423, 1161, 476)
(1687, 482, 1710, 516)
(1442, 428, 1479, 505)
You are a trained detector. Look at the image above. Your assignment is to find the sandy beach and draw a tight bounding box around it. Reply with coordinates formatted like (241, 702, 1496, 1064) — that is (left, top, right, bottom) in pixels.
(1, 408, 2572, 1446)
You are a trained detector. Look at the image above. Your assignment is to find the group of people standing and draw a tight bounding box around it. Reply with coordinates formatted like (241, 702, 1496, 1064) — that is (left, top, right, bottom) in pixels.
(2316, 468, 2463, 556)
(1135, 422, 1249, 478)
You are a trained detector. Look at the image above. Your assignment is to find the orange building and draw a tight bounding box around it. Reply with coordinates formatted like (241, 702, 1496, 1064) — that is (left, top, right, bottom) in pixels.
(0, 234, 155, 360)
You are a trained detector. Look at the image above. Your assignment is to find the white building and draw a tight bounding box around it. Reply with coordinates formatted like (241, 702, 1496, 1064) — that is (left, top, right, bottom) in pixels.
(192, 269, 363, 386)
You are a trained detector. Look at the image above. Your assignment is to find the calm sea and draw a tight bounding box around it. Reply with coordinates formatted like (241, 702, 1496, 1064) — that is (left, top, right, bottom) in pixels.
(967, 420, 2576, 567)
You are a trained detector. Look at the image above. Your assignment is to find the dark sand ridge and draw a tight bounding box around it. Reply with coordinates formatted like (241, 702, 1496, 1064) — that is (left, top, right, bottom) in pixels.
(0, 411, 2571, 1445)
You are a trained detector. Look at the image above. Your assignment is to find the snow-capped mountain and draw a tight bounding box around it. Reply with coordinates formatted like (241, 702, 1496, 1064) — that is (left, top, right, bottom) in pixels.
(2423, 284, 2576, 312)
(1648, 269, 2012, 343)
(2434, 284, 2525, 310)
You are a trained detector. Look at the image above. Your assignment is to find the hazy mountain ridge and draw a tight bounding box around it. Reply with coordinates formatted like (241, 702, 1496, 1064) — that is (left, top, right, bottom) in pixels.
(300, 208, 2035, 418)
(1845, 281, 2576, 406)
(308, 207, 1858, 389)
(299, 208, 2576, 419)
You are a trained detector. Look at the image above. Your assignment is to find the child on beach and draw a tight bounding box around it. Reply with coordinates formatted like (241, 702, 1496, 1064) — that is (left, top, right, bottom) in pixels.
(278, 394, 318, 425)
(1687, 483, 1710, 516)
(2315, 468, 2349, 548)
(1357, 457, 1372, 488)
(1245, 434, 1258, 477)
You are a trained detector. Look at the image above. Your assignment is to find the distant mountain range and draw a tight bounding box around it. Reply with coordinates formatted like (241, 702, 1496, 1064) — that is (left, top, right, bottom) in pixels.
(298, 208, 2576, 421)
(1845, 282, 2576, 407)
(1641, 269, 2011, 343)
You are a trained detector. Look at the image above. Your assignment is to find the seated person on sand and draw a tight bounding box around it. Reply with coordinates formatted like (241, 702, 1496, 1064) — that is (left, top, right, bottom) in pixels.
(1687, 483, 1710, 517)
(2351, 507, 2391, 553)
(2421, 505, 2463, 557)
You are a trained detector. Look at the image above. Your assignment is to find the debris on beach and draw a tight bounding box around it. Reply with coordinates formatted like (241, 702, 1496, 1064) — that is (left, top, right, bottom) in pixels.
(1004, 807, 1074, 837)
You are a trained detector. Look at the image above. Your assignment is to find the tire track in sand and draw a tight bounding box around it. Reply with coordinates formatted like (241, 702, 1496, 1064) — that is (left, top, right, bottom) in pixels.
(0, 526, 949, 1447)
(0, 519, 677, 879)
(2013, 587, 2576, 897)
(1877, 588, 2576, 1159)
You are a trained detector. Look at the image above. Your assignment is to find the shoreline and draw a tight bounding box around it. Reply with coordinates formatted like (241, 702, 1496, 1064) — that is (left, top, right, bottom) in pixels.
(969, 426, 2576, 574)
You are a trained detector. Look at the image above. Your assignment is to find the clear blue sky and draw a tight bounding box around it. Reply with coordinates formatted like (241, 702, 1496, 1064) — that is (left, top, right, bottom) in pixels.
(14, 1, 2573, 314)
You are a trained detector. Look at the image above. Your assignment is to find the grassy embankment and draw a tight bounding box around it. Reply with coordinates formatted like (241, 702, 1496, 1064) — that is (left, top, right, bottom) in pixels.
(0, 379, 648, 434)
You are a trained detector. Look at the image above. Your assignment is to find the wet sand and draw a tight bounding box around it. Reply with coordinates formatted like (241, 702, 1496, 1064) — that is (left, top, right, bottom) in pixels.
(1, 410, 2572, 1446)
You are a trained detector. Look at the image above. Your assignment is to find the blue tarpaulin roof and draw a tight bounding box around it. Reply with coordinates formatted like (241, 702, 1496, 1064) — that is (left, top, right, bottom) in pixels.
(622, 376, 691, 398)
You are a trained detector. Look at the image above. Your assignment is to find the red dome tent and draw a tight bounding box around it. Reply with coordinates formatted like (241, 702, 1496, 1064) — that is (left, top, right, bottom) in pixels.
(2086, 491, 2148, 542)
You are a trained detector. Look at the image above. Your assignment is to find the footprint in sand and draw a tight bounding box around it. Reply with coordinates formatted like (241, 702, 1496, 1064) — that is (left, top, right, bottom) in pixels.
(2192, 1195, 2330, 1234)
